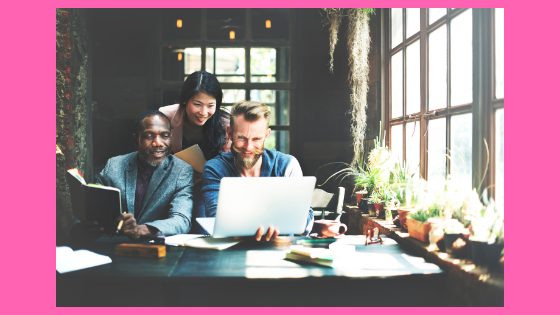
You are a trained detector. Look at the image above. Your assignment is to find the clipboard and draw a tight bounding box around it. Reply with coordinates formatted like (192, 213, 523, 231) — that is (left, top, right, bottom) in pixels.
(174, 144, 207, 173)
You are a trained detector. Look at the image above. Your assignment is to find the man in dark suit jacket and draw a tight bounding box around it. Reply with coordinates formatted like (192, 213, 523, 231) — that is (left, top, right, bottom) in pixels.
(72, 110, 194, 241)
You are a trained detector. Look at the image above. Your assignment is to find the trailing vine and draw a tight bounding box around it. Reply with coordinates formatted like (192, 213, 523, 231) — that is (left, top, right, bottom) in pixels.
(322, 8, 376, 166)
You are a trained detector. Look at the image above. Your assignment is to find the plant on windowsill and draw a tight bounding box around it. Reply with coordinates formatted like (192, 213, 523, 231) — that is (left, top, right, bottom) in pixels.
(407, 209, 431, 243)
(406, 203, 441, 243)
(368, 191, 383, 216)
(465, 189, 504, 269)
(389, 161, 419, 228)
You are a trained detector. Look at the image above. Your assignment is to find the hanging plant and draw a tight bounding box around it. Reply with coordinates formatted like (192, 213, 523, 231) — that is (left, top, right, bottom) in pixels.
(322, 8, 375, 167)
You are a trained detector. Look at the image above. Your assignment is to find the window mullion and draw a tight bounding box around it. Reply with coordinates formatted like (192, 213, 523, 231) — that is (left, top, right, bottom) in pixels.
(245, 8, 251, 85)
(472, 8, 492, 193)
(201, 9, 207, 70)
(419, 8, 428, 180)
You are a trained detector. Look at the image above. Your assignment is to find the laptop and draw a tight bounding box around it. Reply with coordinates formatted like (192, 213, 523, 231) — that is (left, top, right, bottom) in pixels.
(197, 176, 317, 238)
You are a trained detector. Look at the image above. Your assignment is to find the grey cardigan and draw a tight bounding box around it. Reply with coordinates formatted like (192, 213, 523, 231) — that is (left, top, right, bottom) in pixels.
(96, 152, 194, 235)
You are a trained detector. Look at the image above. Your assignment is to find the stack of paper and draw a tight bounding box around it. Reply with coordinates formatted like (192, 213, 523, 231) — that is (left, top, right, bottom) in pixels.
(56, 246, 112, 274)
(285, 245, 355, 268)
(165, 234, 241, 250)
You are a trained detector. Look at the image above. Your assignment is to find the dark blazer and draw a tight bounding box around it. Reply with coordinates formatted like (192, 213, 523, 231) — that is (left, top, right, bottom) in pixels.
(97, 152, 194, 235)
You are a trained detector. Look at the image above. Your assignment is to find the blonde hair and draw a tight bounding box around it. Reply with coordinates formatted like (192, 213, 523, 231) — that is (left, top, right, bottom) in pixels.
(230, 101, 271, 130)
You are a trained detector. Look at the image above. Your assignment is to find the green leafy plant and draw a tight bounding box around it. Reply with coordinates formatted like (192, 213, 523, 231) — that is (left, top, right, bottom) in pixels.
(408, 209, 430, 223)
(370, 191, 382, 203)
(466, 189, 504, 243)
(380, 185, 396, 204)
(390, 161, 417, 184)
(355, 166, 385, 196)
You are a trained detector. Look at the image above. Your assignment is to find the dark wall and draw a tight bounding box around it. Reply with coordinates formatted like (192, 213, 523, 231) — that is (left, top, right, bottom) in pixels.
(295, 9, 352, 182)
(91, 9, 154, 167)
(295, 9, 382, 185)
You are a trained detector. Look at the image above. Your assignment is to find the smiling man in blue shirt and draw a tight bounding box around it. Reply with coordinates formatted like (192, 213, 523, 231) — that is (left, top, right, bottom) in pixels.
(201, 101, 313, 241)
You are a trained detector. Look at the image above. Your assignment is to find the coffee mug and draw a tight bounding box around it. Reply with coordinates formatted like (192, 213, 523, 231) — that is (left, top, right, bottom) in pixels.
(315, 220, 348, 237)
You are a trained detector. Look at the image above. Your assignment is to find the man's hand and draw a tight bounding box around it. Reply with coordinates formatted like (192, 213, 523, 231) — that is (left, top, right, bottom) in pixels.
(116, 213, 158, 240)
(71, 221, 104, 243)
(255, 225, 279, 242)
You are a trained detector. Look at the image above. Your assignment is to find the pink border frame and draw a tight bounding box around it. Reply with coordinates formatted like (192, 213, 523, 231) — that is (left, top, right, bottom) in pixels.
(3, 0, 543, 312)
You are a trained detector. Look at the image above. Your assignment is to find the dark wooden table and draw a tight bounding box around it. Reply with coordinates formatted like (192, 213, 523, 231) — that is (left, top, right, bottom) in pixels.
(57, 235, 445, 306)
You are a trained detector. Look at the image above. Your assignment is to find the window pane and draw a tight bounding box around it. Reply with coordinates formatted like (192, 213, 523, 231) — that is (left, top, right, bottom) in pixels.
(429, 25, 447, 110)
(251, 8, 290, 41)
(406, 40, 421, 114)
(250, 48, 289, 82)
(450, 9, 472, 106)
(391, 8, 403, 49)
(223, 89, 245, 104)
(406, 8, 420, 38)
(162, 9, 201, 40)
(250, 90, 289, 125)
(163, 47, 201, 81)
(206, 48, 245, 83)
(264, 130, 290, 154)
(391, 51, 403, 118)
(495, 8, 504, 99)
(265, 130, 290, 154)
(405, 121, 420, 176)
(428, 118, 447, 192)
(207, 9, 245, 40)
(183, 48, 202, 76)
(495, 108, 504, 209)
(391, 124, 403, 164)
(450, 113, 472, 190)
(429, 8, 447, 24)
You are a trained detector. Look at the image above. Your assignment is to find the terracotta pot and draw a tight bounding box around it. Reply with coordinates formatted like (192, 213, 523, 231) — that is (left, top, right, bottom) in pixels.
(396, 208, 413, 231)
(407, 218, 431, 243)
(373, 203, 384, 217)
(355, 191, 367, 205)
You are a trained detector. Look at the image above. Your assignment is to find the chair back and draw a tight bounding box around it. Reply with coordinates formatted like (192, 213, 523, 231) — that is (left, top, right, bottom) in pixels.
(311, 187, 345, 220)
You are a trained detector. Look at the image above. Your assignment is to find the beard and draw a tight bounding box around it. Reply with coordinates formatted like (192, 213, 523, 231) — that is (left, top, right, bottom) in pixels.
(231, 143, 265, 170)
(138, 146, 169, 167)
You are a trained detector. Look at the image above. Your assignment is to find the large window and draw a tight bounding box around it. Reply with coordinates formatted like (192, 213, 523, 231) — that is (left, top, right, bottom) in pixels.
(386, 8, 504, 198)
(493, 8, 505, 207)
(156, 9, 294, 154)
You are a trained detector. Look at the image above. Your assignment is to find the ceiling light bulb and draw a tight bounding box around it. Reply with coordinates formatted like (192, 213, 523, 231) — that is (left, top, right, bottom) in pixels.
(178, 53, 182, 61)
(177, 19, 182, 28)
(230, 30, 235, 39)
(266, 20, 271, 28)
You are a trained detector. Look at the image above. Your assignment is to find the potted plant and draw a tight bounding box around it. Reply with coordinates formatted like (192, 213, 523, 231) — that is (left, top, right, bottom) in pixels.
(368, 192, 382, 216)
(407, 209, 431, 243)
(379, 186, 396, 219)
(466, 189, 504, 267)
(390, 161, 419, 229)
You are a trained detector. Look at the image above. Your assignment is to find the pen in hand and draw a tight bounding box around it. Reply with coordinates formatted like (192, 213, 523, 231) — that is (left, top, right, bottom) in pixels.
(116, 220, 124, 234)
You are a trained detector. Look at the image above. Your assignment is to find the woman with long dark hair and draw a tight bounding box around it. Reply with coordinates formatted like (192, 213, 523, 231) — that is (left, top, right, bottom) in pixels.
(160, 70, 230, 233)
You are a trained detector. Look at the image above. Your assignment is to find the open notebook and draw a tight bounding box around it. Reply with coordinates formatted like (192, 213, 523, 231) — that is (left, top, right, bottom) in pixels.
(165, 234, 240, 250)
(56, 246, 112, 273)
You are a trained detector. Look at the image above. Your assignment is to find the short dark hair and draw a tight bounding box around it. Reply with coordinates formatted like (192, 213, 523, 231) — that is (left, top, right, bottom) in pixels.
(134, 110, 172, 135)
